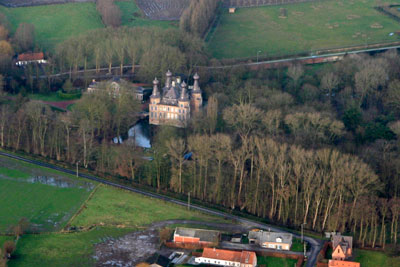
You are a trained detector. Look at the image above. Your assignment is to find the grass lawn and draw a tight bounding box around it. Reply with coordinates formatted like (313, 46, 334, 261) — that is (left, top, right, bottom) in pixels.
(0, 156, 94, 232)
(7, 227, 132, 267)
(116, 0, 177, 28)
(71, 185, 224, 228)
(354, 249, 400, 267)
(27, 92, 66, 102)
(291, 237, 304, 252)
(207, 0, 400, 59)
(257, 256, 298, 267)
(0, 3, 104, 51)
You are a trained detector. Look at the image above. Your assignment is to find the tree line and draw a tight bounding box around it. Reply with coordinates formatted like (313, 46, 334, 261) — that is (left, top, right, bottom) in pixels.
(179, 0, 219, 37)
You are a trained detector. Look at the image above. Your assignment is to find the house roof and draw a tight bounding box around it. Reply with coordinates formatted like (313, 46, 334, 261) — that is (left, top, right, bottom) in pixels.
(328, 260, 360, 267)
(174, 227, 220, 243)
(17, 52, 44, 61)
(248, 230, 292, 244)
(201, 248, 256, 265)
(332, 235, 353, 251)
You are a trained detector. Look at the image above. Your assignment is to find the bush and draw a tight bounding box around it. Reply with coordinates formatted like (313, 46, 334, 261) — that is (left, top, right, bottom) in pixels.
(57, 90, 81, 100)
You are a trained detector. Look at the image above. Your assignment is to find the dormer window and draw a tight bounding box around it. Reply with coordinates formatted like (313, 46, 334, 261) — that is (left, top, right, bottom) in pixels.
(276, 237, 282, 243)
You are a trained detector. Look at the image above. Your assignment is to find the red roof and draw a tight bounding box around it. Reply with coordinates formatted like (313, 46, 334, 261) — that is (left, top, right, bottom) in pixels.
(202, 248, 256, 265)
(329, 260, 360, 267)
(17, 52, 44, 61)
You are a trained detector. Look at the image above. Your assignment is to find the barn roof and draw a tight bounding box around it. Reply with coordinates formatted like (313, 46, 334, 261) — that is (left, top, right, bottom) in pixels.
(174, 227, 220, 243)
(248, 230, 292, 244)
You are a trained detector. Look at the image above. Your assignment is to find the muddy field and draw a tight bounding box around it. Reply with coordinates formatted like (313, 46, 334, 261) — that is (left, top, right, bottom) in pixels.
(94, 228, 175, 266)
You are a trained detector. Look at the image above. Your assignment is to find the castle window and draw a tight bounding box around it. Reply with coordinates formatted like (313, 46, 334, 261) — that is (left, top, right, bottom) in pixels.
(150, 112, 153, 118)
(180, 104, 183, 107)
(182, 109, 185, 113)
(151, 106, 153, 111)
(179, 115, 181, 120)
(155, 106, 157, 110)
(167, 107, 169, 111)
(179, 109, 181, 113)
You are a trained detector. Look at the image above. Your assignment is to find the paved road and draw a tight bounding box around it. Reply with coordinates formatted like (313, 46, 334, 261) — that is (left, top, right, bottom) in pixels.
(0, 151, 322, 266)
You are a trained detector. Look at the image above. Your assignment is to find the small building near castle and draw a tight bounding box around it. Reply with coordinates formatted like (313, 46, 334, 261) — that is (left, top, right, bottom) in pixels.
(149, 70, 202, 127)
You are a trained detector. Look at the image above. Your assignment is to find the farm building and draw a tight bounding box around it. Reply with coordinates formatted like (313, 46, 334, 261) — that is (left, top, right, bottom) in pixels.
(173, 227, 220, 245)
(149, 71, 203, 128)
(87, 77, 147, 101)
(195, 248, 257, 267)
(248, 230, 292, 250)
(16, 52, 47, 66)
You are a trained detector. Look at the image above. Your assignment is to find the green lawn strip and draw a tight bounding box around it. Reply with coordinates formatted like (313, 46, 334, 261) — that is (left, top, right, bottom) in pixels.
(0, 179, 91, 233)
(0, 167, 30, 179)
(116, 0, 177, 28)
(257, 256, 298, 267)
(291, 237, 304, 252)
(207, 0, 400, 59)
(0, 3, 104, 52)
(354, 249, 400, 267)
(71, 185, 225, 228)
(27, 92, 65, 102)
(7, 227, 133, 267)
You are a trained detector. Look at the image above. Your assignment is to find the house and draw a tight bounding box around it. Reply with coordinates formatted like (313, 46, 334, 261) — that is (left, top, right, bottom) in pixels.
(248, 230, 292, 250)
(173, 227, 220, 246)
(328, 260, 360, 267)
(149, 71, 203, 128)
(146, 253, 171, 267)
(332, 234, 353, 261)
(87, 77, 144, 100)
(16, 52, 47, 66)
(229, 7, 236, 13)
(195, 248, 257, 267)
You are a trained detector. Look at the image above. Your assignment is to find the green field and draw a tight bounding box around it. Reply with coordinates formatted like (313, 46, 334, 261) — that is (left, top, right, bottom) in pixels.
(116, 0, 177, 28)
(0, 3, 103, 51)
(0, 155, 222, 265)
(0, 1, 175, 52)
(8, 227, 132, 267)
(257, 256, 298, 267)
(0, 156, 94, 232)
(354, 249, 400, 267)
(207, 0, 400, 59)
(71, 185, 221, 228)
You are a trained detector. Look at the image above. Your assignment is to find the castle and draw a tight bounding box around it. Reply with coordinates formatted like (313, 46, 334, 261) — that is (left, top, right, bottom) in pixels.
(149, 70, 202, 127)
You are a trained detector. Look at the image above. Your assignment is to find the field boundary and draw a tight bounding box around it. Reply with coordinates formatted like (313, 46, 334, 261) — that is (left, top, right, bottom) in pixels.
(62, 183, 101, 232)
(221, 0, 317, 8)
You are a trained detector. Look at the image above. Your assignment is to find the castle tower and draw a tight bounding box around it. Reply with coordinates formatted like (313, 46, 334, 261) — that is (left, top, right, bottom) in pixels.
(165, 70, 172, 89)
(178, 81, 190, 126)
(191, 73, 203, 112)
(150, 77, 161, 125)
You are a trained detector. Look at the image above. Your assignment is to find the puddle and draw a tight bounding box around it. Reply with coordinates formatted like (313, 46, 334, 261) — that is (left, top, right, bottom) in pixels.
(26, 175, 95, 191)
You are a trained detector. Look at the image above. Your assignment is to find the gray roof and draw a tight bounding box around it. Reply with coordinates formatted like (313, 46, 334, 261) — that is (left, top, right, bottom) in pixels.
(248, 230, 292, 245)
(332, 235, 353, 251)
(174, 227, 220, 243)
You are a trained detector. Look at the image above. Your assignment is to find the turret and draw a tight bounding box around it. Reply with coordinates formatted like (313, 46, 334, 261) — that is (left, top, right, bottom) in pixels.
(151, 77, 160, 97)
(165, 70, 172, 89)
(191, 73, 202, 112)
(180, 81, 189, 101)
(193, 73, 201, 92)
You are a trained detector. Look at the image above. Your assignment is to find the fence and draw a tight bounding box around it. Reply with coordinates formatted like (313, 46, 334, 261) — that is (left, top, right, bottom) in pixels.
(0, 0, 93, 8)
(222, 0, 317, 8)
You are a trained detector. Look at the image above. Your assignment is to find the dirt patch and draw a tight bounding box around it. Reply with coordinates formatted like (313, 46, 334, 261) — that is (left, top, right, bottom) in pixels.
(371, 22, 383, 29)
(292, 11, 304, 16)
(94, 228, 165, 266)
(346, 14, 360, 20)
